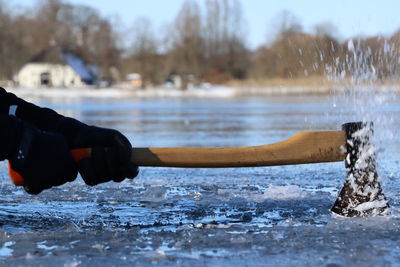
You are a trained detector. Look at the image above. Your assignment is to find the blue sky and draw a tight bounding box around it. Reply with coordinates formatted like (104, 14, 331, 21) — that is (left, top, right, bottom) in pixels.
(14, 0, 400, 49)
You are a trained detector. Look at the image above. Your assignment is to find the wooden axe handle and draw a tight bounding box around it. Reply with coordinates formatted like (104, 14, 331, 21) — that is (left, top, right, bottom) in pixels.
(10, 131, 347, 186)
(130, 130, 346, 168)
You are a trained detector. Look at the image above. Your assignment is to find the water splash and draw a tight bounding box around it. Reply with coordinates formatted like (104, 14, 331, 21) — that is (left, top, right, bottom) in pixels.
(326, 37, 400, 157)
(327, 38, 399, 130)
(326, 38, 400, 215)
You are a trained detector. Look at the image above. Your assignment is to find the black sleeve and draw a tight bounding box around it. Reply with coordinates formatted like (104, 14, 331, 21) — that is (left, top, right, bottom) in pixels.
(0, 87, 86, 147)
(0, 114, 23, 161)
(0, 87, 62, 132)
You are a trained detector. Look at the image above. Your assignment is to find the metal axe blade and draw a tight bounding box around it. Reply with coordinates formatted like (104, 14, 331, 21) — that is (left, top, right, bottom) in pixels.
(331, 122, 389, 217)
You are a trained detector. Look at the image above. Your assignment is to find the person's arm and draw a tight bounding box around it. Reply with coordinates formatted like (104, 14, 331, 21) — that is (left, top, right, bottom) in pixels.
(0, 87, 138, 188)
(0, 87, 62, 133)
(0, 114, 77, 194)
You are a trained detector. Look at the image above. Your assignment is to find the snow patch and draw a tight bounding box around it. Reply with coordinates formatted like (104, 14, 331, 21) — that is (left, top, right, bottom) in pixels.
(0, 241, 14, 258)
(353, 200, 389, 212)
(37, 241, 59, 251)
(262, 185, 308, 199)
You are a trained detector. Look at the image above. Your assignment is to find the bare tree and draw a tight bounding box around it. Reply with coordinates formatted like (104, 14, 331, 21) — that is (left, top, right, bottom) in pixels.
(0, 1, 32, 80)
(203, 0, 250, 82)
(275, 10, 303, 38)
(253, 12, 342, 79)
(168, 0, 204, 88)
(52, 3, 121, 78)
(1, 0, 397, 86)
(314, 22, 339, 40)
(125, 17, 159, 88)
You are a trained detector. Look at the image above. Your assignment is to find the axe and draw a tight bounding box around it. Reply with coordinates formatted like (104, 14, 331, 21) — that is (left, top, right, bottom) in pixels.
(10, 122, 389, 217)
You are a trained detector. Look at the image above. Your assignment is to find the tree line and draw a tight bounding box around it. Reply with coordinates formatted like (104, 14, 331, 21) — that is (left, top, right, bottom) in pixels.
(1, 0, 399, 88)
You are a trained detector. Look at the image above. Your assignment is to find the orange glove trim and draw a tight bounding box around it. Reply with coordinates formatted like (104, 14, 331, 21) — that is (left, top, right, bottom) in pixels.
(8, 161, 24, 186)
(71, 148, 91, 164)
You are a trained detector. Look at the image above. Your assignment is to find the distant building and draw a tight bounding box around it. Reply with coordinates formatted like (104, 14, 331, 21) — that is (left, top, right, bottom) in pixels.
(15, 47, 98, 88)
(126, 73, 142, 88)
(165, 74, 182, 89)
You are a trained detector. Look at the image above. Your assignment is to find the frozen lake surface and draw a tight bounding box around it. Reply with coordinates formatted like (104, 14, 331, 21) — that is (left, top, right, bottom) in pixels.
(1, 91, 400, 266)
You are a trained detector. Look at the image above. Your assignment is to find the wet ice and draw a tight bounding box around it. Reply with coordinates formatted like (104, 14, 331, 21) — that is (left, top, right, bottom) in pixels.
(0, 93, 400, 265)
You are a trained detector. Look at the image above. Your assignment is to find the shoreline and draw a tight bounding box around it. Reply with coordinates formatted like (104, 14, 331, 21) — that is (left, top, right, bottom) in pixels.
(4, 82, 400, 99)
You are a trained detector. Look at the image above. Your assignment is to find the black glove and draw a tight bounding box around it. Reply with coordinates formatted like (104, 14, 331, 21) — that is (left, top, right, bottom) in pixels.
(55, 118, 138, 186)
(7, 118, 77, 194)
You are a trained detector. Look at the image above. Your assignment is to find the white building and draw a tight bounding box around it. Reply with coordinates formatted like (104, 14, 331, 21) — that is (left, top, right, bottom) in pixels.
(17, 63, 86, 88)
(15, 47, 97, 88)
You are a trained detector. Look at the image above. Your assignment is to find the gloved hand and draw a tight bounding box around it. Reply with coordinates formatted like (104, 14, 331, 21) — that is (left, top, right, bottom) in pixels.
(8, 118, 77, 194)
(55, 118, 138, 186)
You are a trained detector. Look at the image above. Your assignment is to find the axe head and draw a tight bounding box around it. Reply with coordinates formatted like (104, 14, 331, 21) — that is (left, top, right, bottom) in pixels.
(331, 122, 389, 217)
